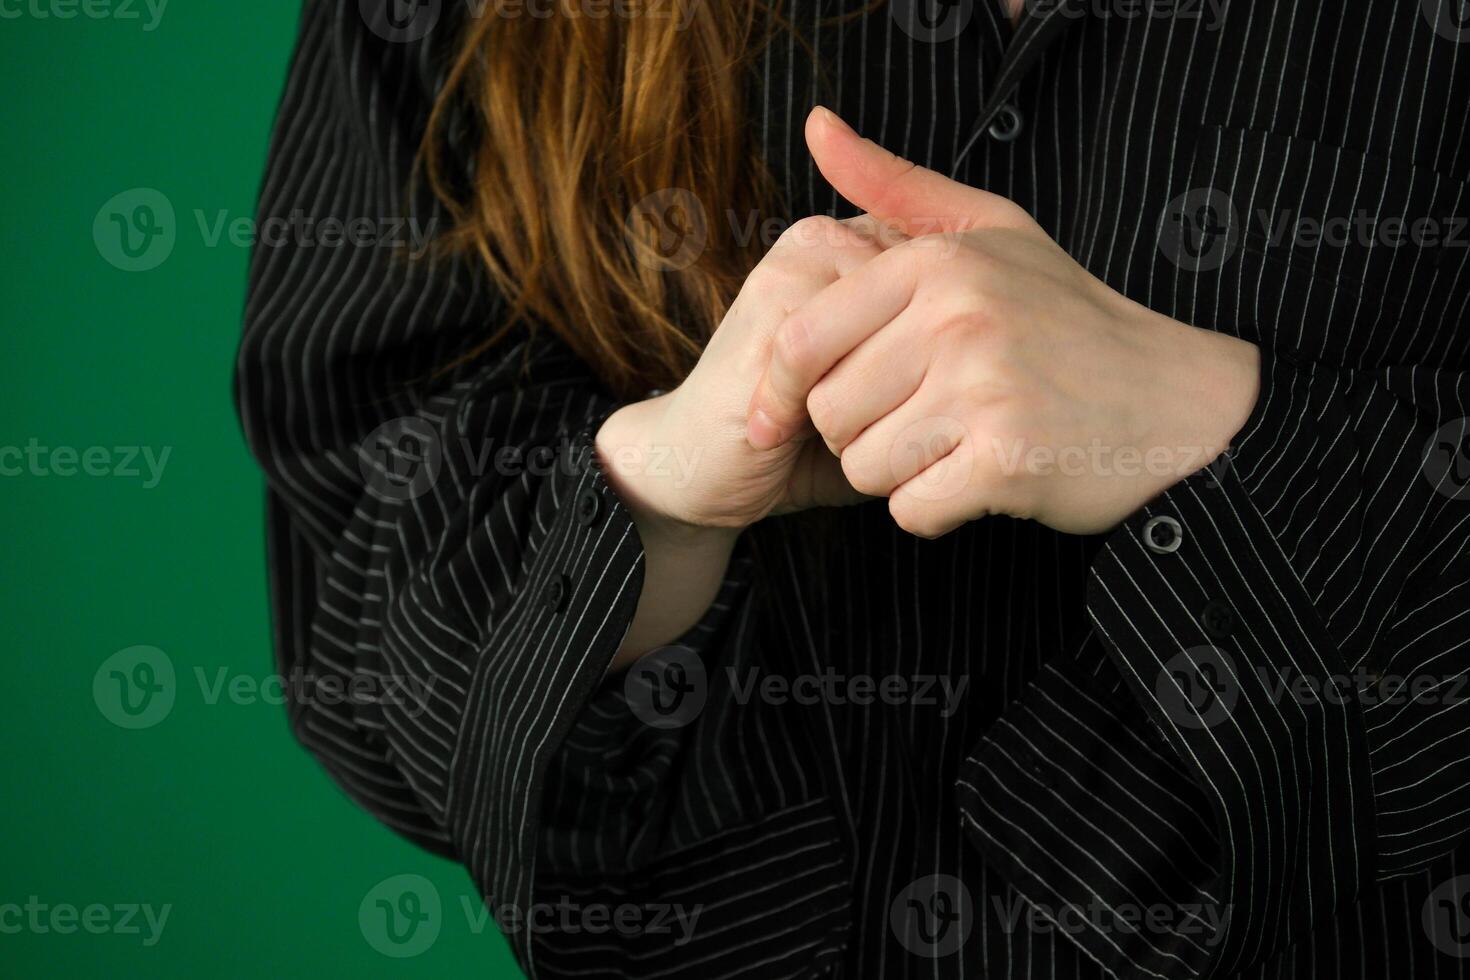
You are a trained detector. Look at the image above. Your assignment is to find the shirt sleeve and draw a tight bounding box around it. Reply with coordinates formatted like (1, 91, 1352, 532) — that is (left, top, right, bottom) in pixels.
(958, 345, 1470, 978)
(234, 6, 855, 977)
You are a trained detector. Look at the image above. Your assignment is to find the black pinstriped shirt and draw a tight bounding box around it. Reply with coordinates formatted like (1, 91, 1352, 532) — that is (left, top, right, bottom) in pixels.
(237, 1, 1470, 976)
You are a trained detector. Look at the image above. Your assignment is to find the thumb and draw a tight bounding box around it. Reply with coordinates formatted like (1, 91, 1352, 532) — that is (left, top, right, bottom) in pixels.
(805, 106, 1028, 235)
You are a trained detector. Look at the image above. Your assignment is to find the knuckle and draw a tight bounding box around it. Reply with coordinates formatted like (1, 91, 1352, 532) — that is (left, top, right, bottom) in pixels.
(746, 258, 798, 291)
(910, 229, 975, 263)
(806, 382, 843, 442)
(773, 315, 816, 373)
(889, 495, 945, 539)
(741, 263, 779, 297)
(971, 307, 1021, 351)
(891, 237, 935, 269)
(781, 214, 842, 250)
(839, 215, 885, 248)
(927, 307, 991, 348)
(992, 198, 1033, 227)
(841, 450, 892, 498)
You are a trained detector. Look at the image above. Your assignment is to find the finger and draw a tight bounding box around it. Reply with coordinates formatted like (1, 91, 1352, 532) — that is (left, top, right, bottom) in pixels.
(764, 212, 896, 277)
(746, 243, 921, 450)
(721, 215, 884, 353)
(838, 394, 970, 498)
(773, 438, 871, 514)
(890, 432, 1012, 539)
(805, 106, 1031, 235)
(805, 304, 933, 454)
(888, 472, 974, 540)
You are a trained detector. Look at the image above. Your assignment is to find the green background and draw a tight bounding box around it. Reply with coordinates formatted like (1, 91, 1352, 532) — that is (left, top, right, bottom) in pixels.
(1, 4, 520, 976)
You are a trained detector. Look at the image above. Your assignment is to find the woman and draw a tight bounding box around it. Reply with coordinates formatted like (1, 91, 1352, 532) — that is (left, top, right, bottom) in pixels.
(237, 0, 1470, 976)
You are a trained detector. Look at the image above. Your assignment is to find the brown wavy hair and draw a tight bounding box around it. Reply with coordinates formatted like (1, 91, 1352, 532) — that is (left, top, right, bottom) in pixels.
(419, 1, 796, 399)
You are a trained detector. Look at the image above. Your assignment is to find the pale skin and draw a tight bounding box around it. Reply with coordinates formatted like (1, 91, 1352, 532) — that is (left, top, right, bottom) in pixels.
(596, 107, 1260, 670)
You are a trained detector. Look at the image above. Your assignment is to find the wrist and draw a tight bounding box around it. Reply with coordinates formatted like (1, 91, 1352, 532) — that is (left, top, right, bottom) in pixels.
(1133, 305, 1260, 469)
(1182, 324, 1261, 462)
(595, 397, 742, 547)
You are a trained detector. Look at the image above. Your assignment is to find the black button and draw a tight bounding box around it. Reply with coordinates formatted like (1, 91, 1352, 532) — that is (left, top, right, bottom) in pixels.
(543, 573, 570, 612)
(1200, 600, 1234, 639)
(1142, 515, 1183, 554)
(575, 488, 602, 527)
(987, 104, 1025, 143)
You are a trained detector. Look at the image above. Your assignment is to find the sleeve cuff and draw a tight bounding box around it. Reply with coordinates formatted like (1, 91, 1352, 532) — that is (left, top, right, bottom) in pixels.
(1083, 351, 1379, 973)
(1205, 347, 1359, 605)
(444, 423, 649, 965)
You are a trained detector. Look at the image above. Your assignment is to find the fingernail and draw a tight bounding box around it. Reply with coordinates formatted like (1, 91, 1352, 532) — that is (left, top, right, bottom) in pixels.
(815, 105, 854, 136)
(747, 409, 784, 451)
